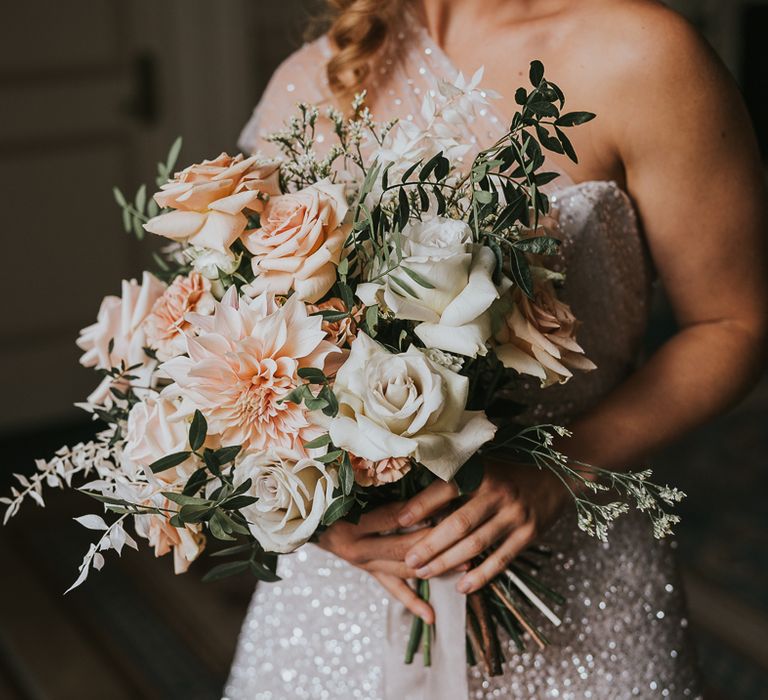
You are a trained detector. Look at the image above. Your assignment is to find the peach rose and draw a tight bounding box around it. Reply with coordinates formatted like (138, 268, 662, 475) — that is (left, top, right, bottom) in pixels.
(135, 504, 206, 574)
(494, 279, 596, 388)
(305, 297, 360, 347)
(144, 272, 215, 360)
(144, 153, 281, 253)
(242, 179, 350, 302)
(349, 454, 411, 487)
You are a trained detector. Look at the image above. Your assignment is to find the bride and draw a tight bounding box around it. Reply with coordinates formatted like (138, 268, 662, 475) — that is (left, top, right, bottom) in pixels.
(226, 1, 767, 698)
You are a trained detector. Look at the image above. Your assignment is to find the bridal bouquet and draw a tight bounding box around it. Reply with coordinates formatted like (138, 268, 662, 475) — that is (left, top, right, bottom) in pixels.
(3, 62, 684, 674)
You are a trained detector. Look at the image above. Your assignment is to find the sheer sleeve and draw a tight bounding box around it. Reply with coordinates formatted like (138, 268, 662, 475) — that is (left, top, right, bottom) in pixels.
(238, 36, 336, 156)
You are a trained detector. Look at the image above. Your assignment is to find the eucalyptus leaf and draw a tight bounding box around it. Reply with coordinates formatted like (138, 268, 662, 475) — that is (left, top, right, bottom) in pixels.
(189, 410, 207, 451)
(150, 451, 191, 474)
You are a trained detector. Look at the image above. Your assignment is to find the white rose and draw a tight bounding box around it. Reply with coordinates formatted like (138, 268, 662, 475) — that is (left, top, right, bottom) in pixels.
(328, 333, 496, 481)
(233, 448, 336, 554)
(356, 217, 503, 357)
(123, 395, 196, 481)
(188, 247, 242, 279)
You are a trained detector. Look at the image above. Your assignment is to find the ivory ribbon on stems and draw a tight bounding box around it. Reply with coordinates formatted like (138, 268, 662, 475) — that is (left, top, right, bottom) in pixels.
(383, 572, 468, 700)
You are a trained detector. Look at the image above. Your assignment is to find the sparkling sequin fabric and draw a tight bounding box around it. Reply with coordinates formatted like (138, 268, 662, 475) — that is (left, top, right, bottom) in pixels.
(226, 18, 702, 700)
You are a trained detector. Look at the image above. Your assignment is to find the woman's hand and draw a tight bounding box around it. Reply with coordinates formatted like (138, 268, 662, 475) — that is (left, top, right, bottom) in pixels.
(317, 501, 437, 623)
(398, 461, 570, 595)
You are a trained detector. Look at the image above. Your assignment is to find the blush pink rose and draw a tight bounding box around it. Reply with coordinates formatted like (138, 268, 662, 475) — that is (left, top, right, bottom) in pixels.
(494, 280, 596, 388)
(144, 153, 281, 253)
(349, 454, 412, 487)
(144, 272, 215, 360)
(77, 271, 166, 405)
(135, 504, 206, 574)
(242, 179, 350, 302)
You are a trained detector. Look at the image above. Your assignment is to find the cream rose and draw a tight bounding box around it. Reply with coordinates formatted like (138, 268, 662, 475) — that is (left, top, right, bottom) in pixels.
(356, 216, 503, 358)
(494, 278, 596, 387)
(144, 153, 281, 253)
(123, 395, 197, 480)
(144, 272, 215, 361)
(233, 448, 336, 553)
(328, 333, 497, 481)
(242, 179, 350, 303)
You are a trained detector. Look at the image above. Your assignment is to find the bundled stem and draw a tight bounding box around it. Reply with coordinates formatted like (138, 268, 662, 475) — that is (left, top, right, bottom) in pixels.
(467, 591, 503, 676)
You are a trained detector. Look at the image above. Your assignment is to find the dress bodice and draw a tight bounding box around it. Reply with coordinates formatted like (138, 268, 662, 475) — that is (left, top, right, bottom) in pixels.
(239, 24, 653, 423)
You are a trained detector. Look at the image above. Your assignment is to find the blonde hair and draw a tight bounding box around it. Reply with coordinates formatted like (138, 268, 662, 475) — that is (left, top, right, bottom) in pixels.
(325, 0, 405, 103)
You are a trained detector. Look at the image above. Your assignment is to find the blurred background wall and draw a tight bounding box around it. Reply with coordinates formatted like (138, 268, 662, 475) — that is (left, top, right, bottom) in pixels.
(0, 1, 765, 699)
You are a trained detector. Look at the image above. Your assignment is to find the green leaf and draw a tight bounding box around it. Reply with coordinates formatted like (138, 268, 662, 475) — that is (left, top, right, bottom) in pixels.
(529, 60, 545, 87)
(401, 159, 422, 183)
(210, 543, 254, 558)
(298, 367, 327, 383)
(514, 87, 528, 106)
(150, 451, 191, 474)
(314, 308, 349, 322)
(303, 434, 331, 449)
(555, 111, 596, 127)
(178, 503, 215, 523)
(214, 445, 242, 465)
(113, 187, 127, 207)
(473, 189, 493, 204)
(510, 249, 534, 299)
(134, 184, 147, 213)
(220, 495, 258, 510)
(315, 449, 343, 464)
(513, 236, 561, 256)
(202, 560, 250, 582)
(435, 154, 450, 181)
(419, 153, 443, 181)
(389, 275, 420, 299)
(189, 410, 207, 451)
(454, 454, 485, 495)
(534, 123, 564, 155)
(162, 492, 210, 507)
(249, 559, 282, 582)
(209, 510, 237, 541)
(364, 304, 379, 336)
(555, 126, 578, 163)
(527, 100, 559, 119)
(165, 136, 182, 176)
(488, 240, 504, 285)
(280, 385, 310, 405)
(400, 266, 435, 289)
(339, 452, 354, 496)
(321, 494, 356, 526)
(304, 396, 329, 411)
(337, 256, 349, 277)
(319, 385, 339, 417)
(182, 467, 209, 496)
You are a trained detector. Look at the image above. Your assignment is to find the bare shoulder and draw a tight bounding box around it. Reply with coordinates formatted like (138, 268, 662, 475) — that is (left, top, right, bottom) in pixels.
(568, 0, 731, 99)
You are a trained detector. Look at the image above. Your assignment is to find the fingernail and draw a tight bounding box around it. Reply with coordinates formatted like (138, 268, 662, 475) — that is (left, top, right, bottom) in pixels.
(457, 577, 471, 594)
(415, 566, 431, 578)
(398, 510, 415, 527)
(405, 553, 420, 568)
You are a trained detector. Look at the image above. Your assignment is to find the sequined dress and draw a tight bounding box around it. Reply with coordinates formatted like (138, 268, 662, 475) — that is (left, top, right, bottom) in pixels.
(224, 20, 702, 700)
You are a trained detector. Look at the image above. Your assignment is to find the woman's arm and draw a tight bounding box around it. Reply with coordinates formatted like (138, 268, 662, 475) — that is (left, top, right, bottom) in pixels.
(398, 13, 768, 594)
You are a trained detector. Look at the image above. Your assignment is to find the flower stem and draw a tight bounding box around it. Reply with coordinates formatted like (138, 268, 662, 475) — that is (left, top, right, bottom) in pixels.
(419, 579, 432, 667)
